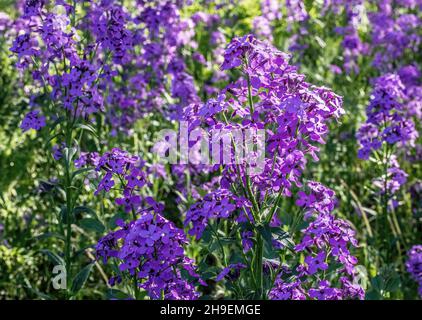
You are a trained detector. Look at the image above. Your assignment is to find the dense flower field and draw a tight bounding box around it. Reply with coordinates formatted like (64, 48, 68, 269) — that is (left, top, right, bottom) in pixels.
(0, 0, 420, 300)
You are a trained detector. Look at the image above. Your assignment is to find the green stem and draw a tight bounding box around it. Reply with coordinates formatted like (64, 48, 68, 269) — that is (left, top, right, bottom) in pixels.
(210, 222, 227, 266)
(244, 62, 264, 299)
(244, 60, 255, 116)
(253, 231, 264, 299)
(133, 275, 139, 299)
(64, 119, 74, 299)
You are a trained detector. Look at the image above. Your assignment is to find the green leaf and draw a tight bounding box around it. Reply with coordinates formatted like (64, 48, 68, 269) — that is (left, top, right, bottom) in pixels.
(257, 223, 272, 244)
(79, 218, 105, 233)
(257, 223, 296, 258)
(40, 249, 65, 266)
(271, 228, 296, 252)
(106, 289, 132, 300)
(71, 263, 94, 294)
(64, 147, 78, 166)
(34, 232, 66, 242)
(75, 123, 98, 138)
(27, 287, 54, 300)
(71, 167, 94, 181)
(73, 206, 98, 219)
(60, 207, 73, 224)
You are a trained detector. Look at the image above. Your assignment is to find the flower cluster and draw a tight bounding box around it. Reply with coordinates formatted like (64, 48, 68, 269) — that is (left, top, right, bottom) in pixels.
(10, 0, 201, 136)
(20, 110, 46, 132)
(185, 189, 251, 239)
(94, 148, 149, 213)
(96, 211, 201, 300)
(371, 156, 408, 195)
(285, 0, 309, 57)
(100, 0, 199, 134)
(398, 64, 422, 164)
(406, 245, 422, 297)
(296, 181, 337, 217)
(181, 35, 362, 299)
(270, 276, 363, 300)
(94, 148, 202, 299)
(10, 1, 109, 132)
(357, 73, 417, 197)
(269, 211, 363, 300)
(295, 209, 359, 276)
(252, 0, 281, 42)
(331, 1, 368, 73)
(358, 74, 418, 159)
(217, 35, 344, 198)
(352, 1, 421, 253)
(88, 2, 133, 64)
(368, 1, 421, 71)
(267, 183, 364, 300)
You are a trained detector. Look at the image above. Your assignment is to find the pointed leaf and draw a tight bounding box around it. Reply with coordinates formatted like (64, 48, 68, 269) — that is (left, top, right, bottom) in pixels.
(40, 249, 65, 266)
(79, 218, 105, 233)
(71, 263, 94, 294)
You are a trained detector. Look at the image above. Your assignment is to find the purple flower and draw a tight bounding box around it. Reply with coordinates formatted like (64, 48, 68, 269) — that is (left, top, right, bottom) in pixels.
(406, 245, 422, 297)
(74, 152, 100, 168)
(20, 110, 46, 132)
(97, 210, 202, 300)
(52, 143, 65, 161)
(216, 263, 246, 282)
(308, 281, 343, 300)
(252, 16, 273, 42)
(269, 278, 306, 300)
(185, 189, 250, 239)
(357, 72, 416, 199)
(295, 182, 336, 216)
(178, 34, 364, 300)
(241, 231, 254, 253)
(23, 0, 45, 17)
(304, 252, 329, 275)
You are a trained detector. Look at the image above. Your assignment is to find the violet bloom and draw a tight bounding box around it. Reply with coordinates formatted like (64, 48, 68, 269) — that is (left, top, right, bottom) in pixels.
(269, 278, 306, 300)
(368, 3, 421, 70)
(406, 245, 422, 297)
(308, 281, 343, 300)
(357, 72, 417, 202)
(23, 0, 46, 17)
(184, 189, 251, 239)
(94, 149, 148, 208)
(252, 16, 273, 42)
(357, 74, 417, 160)
(74, 152, 100, 168)
(96, 211, 202, 300)
(0, 11, 11, 32)
(20, 110, 46, 132)
(216, 263, 246, 282)
(182, 35, 362, 299)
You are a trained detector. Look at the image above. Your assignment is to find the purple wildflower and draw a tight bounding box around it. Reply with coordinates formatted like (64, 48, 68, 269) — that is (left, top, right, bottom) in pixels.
(20, 110, 46, 132)
(406, 245, 422, 297)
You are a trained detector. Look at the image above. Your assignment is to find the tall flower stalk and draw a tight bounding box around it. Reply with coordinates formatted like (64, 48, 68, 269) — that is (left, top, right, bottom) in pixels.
(9, 0, 120, 298)
(181, 35, 363, 299)
(357, 73, 416, 267)
(93, 149, 203, 300)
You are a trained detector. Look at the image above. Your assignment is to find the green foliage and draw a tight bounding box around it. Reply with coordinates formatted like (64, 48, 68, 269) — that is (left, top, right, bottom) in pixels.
(0, 0, 420, 300)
